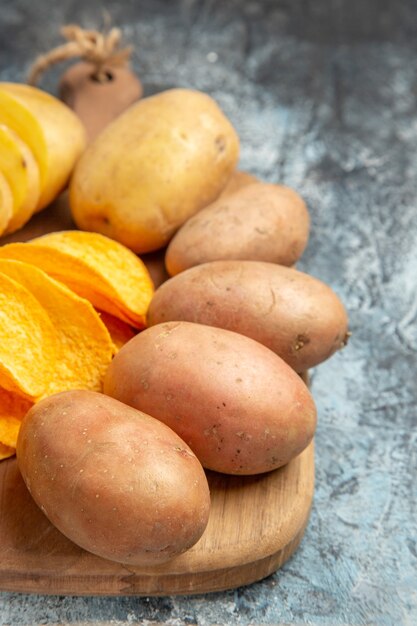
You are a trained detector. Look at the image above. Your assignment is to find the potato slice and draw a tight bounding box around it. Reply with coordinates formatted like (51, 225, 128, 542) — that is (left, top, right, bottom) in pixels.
(0, 259, 115, 395)
(0, 125, 40, 234)
(0, 171, 13, 236)
(0, 232, 154, 328)
(0, 83, 86, 210)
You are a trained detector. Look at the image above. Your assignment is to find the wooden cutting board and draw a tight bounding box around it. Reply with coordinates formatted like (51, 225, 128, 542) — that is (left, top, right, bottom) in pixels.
(0, 197, 315, 596)
(0, 443, 314, 596)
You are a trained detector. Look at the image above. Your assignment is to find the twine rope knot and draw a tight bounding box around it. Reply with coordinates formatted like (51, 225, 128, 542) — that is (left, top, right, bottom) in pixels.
(28, 24, 133, 85)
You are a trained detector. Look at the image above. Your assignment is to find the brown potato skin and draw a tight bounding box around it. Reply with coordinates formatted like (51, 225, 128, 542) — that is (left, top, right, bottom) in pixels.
(147, 261, 349, 372)
(16, 390, 210, 566)
(141, 247, 170, 288)
(218, 170, 259, 198)
(165, 183, 310, 276)
(104, 321, 317, 475)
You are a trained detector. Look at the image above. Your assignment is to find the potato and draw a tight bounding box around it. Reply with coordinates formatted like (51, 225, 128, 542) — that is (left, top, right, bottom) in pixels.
(165, 183, 310, 275)
(0, 124, 40, 234)
(17, 390, 210, 566)
(147, 261, 349, 372)
(141, 247, 170, 289)
(219, 170, 259, 198)
(104, 321, 317, 475)
(70, 88, 240, 253)
(0, 83, 86, 211)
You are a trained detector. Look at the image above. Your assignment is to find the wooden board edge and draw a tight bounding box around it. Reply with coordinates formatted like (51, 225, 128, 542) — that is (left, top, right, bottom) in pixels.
(0, 445, 314, 596)
(0, 502, 312, 597)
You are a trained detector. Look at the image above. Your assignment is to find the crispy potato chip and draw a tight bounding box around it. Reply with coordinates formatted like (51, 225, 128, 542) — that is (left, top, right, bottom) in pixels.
(0, 272, 57, 400)
(0, 259, 115, 395)
(0, 388, 32, 443)
(0, 388, 33, 455)
(0, 231, 154, 328)
(32, 231, 155, 326)
(0, 242, 127, 322)
(0, 416, 23, 448)
(0, 387, 32, 420)
(99, 311, 137, 352)
(0, 442, 15, 460)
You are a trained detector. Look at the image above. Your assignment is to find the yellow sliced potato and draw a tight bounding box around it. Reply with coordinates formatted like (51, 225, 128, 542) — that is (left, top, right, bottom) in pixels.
(0, 89, 47, 203)
(0, 125, 40, 234)
(0, 83, 86, 210)
(0, 171, 13, 236)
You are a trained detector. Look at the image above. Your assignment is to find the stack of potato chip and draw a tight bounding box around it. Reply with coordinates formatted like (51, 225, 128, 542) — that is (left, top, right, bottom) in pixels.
(0, 231, 154, 460)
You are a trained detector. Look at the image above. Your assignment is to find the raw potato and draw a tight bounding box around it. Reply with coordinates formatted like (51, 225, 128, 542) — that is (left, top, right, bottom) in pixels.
(0, 125, 40, 233)
(147, 261, 349, 372)
(104, 321, 317, 475)
(141, 248, 170, 289)
(219, 170, 259, 198)
(0, 83, 86, 210)
(17, 390, 211, 566)
(165, 183, 310, 275)
(70, 88, 240, 253)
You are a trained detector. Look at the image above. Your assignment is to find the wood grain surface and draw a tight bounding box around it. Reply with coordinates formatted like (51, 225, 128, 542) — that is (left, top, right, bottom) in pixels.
(0, 442, 314, 595)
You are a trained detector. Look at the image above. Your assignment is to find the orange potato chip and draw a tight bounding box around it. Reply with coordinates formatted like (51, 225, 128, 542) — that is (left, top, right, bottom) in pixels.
(0, 442, 15, 461)
(0, 272, 57, 400)
(0, 259, 115, 395)
(0, 415, 22, 448)
(0, 417, 23, 448)
(98, 311, 137, 352)
(0, 242, 131, 324)
(0, 231, 154, 328)
(0, 387, 31, 448)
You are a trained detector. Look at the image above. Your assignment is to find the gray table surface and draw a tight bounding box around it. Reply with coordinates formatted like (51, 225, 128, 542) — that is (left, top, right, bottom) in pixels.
(1, 0, 416, 624)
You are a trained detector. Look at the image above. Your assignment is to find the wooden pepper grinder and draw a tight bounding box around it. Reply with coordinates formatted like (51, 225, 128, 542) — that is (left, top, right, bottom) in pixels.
(28, 24, 143, 142)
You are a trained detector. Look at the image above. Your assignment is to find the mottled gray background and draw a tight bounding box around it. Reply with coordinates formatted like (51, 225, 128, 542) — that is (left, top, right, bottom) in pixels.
(1, 0, 416, 624)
